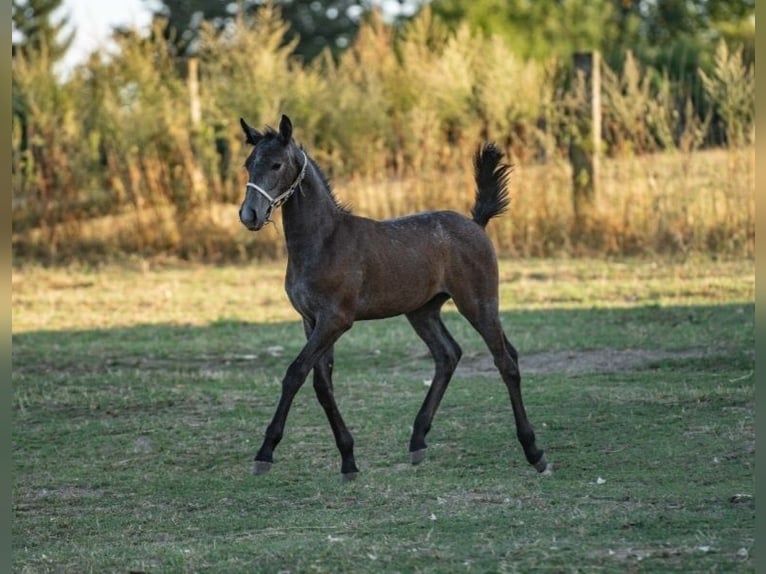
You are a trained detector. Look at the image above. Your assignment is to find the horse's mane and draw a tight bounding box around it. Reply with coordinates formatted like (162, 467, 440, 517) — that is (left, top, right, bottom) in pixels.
(302, 148, 352, 214)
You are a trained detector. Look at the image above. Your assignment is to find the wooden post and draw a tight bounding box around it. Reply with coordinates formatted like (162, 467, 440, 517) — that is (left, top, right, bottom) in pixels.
(184, 57, 205, 208)
(569, 52, 601, 226)
(187, 57, 201, 127)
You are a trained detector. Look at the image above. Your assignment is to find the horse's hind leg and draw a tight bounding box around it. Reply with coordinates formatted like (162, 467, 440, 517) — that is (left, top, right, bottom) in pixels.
(406, 295, 462, 465)
(310, 342, 359, 480)
(455, 297, 549, 473)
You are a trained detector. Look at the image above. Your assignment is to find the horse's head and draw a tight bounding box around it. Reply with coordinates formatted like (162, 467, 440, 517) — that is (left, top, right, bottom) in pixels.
(239, 114, 307, 231)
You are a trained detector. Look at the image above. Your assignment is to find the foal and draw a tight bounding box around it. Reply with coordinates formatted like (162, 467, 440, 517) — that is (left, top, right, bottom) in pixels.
(239, 114, 550, 479)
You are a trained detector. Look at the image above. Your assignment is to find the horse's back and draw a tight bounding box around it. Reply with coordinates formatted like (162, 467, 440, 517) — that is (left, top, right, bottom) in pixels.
(376, 210, 498, 265)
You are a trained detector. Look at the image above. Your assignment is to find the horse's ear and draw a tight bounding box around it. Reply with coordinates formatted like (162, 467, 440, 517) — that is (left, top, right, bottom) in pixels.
(278, 114, 293, 144)
(240, 117, 262, 146)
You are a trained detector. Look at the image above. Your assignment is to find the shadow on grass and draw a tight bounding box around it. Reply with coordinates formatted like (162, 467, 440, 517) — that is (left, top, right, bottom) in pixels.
(13, 302, 754, 379)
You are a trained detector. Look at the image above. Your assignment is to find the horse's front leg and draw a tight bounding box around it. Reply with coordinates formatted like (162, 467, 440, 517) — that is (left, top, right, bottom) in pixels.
(253, 316, 350, 476)
(306, 330, 359, 479)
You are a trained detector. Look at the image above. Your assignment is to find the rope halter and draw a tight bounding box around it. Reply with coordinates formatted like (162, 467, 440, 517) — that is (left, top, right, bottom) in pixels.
(246, 150, 309, 214)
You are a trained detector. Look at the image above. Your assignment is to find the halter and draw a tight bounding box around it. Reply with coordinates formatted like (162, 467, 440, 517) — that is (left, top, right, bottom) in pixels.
(246, 151, 308, 213)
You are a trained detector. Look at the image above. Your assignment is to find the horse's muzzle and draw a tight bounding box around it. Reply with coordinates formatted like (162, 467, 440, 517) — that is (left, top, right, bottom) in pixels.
(239, 205, 267, 231)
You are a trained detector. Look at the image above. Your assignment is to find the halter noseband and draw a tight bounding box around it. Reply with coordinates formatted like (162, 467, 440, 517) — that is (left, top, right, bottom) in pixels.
(246, 151, 308, 213)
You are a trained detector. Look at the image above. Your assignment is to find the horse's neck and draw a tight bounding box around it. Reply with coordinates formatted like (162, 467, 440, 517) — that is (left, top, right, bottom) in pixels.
(281, 164, 342, 262)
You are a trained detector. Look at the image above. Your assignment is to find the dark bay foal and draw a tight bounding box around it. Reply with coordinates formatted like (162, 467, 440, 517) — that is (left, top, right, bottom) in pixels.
(239, 114, 550, 480)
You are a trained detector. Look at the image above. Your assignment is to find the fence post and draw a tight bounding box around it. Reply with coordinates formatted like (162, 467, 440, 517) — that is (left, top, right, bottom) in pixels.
(184, 57, 205, 208)
(188, 57, 201, 127)
(569, 51, 601, 229)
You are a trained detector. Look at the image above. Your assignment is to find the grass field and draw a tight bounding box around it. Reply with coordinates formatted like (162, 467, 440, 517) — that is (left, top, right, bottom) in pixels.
(12, 258, 754, 572)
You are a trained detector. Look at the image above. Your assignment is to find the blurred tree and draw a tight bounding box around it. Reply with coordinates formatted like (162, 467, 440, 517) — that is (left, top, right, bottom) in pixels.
(250, 0, 370, 62)
(12, 0, 74, 63)
(427, 0, 617, 60)
(640, 0, 754, 70)
(142, 0, 233, 58)
(426, 0, 754, 72)
(12, 0, 74, 156)
(142, 0, 415, 61)
(638, 0, 754, 43)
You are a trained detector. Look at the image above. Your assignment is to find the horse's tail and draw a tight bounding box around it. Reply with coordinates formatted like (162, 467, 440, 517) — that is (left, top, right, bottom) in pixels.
(470, 143, 511, 228)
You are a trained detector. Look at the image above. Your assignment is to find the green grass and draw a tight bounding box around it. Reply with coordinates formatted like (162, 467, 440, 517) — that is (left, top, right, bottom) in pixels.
(12, 258, 754, 572)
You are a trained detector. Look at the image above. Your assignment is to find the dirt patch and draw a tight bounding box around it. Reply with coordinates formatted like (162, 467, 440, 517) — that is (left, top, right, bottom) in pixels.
(457, 348, 707, 377)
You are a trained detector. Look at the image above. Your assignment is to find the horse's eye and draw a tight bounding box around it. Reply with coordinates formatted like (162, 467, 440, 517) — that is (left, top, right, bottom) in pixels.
(271, 162, 282, 171)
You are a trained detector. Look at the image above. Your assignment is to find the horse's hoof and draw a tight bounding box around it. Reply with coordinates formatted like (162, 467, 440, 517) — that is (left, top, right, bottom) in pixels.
(411, 448, 428, 465)
(533, 455, 554, 475)
(253, 460, 272, 475)
(341, 471, 358, 482)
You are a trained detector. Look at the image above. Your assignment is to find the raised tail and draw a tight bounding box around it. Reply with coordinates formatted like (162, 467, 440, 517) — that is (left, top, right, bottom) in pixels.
(470, 143, 511, 228)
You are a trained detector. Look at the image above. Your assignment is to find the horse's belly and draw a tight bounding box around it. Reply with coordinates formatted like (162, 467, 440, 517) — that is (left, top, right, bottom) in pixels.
(355, 273, 442, 320)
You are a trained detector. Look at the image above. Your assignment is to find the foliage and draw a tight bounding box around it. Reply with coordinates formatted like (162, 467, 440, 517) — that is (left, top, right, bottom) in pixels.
(428, 0, 755, 83)
(141, 0, 233, 58)
(12, 0, 75, 184)
(256, 0, 377, 62)
(429, 0, 618, 60)
(12, 0, 74, 63)
(10, 3, 755, 263)
(599, 52, 711, 156)
(699, 41, 755, 147)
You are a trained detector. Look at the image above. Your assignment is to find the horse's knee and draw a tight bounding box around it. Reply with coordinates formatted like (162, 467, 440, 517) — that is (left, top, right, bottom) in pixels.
(284, 362, 310, 393)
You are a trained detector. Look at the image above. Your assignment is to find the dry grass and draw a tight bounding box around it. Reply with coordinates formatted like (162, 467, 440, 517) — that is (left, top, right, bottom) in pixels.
(13, 146, 752, 262)
(11, 257, 753, 334)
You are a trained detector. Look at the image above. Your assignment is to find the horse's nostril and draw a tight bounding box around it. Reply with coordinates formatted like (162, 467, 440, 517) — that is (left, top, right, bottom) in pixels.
(239, 205, 263, 230)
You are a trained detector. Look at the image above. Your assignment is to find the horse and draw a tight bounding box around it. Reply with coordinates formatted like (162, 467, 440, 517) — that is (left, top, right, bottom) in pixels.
(238, 114, 550, 480)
